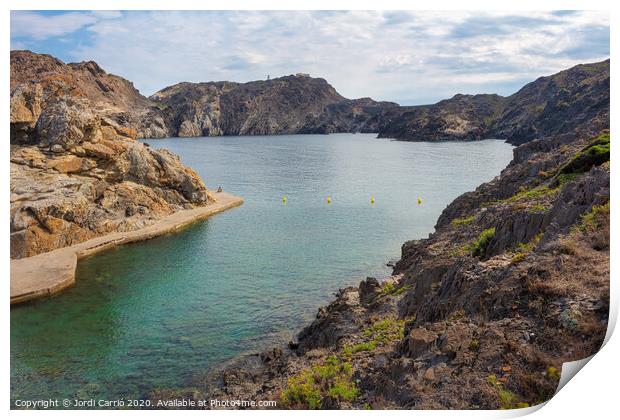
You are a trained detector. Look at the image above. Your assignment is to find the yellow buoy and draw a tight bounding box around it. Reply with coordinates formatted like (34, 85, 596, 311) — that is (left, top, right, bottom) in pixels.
(327, 196, 332, 204)
(282, 196, 287, 204)
(371, 196, 375, 204)
(418, 197, 422, 205)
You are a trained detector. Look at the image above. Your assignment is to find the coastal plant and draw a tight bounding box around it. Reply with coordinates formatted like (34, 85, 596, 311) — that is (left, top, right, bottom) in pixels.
(362, 318, 407, 345)
(342, 341, 377, 357)
(546, 366, 561, 381)
(342, 318, 409, 357)
(504, 168, 580, 205)
(468, 227, 496, 257)
(469, 338, 480, 351)
(448, 310, 465, 323)
(510, 233, 543, 264)
(506, 184, 558, 203)
(377, 283, 412, 299)
(486, 374, 529, 409)
(510, 252, 527, 264)
(451, 215, 476, 226)
(571, 201, 610, 233)
(528, 203, 549, 214)
(379, 282, 396, 296)
(280, 356, 359, 409)
(560, 132, 610, 175)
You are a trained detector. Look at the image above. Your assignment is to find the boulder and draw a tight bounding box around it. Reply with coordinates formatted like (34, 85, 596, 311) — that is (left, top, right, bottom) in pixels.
(405, 328, 437, 358)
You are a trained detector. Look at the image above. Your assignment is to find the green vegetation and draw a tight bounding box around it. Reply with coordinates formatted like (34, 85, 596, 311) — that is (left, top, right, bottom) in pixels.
(516, 233, 542, 253)
(560, 132, 610, 175)
(342, 318, 409, 357)
(546, 366, 561, 381)
(528, 203, 550, 214)
(554, 172, 580, 186)
(376, 282, 412, 298)
(467, 227, 496, 257)
(571, 201, 610, 233)
(342, 341, 377, 356)
(503, 149, 595, 205)
(510, 233, 542, 264)
(510, 252, 527, 264)
(280, 356, 359, 409)
(286, 318, 412, 407)
(469, 338, 480, 351)
(506, 184, 558, 203)
(451, 215, 476, 226)
(486, 375, 529, 409)
(362, 318, 407, 343)
(448, 310, 464, 322)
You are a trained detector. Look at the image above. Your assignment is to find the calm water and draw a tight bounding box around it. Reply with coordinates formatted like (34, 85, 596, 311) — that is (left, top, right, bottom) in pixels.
(11, 134, 513, 403)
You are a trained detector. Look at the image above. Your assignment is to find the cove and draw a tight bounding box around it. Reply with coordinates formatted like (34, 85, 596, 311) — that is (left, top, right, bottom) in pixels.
(10, 133, 513, 403)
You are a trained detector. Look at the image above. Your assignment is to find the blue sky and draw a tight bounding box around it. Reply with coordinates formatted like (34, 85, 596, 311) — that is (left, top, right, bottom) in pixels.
(11, 10, 610, 105)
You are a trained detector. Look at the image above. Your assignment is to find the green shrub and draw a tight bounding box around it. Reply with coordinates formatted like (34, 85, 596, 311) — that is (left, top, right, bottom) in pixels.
(572, 201, 610, 233)
(342, 341, 377, 357)
(546, 366, 561, 380)
(469, 339, 480, 351)
(362, 318, 406, 344)
(280, 356, 358, 409)
(468, 228, 496, 257)
(451, 215, 476, 226)
(528, 203, 549, 214)
(560, 132, 610, 175)
(510, 252, 527, 264)
(487, 374, 529, 409)
(377, 283, 412, 299)
(342, 318, 411, 359)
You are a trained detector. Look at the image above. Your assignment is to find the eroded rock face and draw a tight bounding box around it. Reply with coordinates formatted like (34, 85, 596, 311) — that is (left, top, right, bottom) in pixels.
(144, 78, 398, 137)
(377, 60, 609, 145)
(10, 52, 214, 259)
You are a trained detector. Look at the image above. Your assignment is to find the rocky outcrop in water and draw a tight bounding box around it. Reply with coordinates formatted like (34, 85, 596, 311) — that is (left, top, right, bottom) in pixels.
(10, 51, 213, 258)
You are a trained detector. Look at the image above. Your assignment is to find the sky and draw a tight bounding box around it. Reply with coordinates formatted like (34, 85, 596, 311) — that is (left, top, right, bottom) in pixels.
(10, 10, 610, 105)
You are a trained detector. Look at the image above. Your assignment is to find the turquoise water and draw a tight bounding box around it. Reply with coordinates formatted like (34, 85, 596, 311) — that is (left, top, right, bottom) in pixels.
(11, 134, 513, 404)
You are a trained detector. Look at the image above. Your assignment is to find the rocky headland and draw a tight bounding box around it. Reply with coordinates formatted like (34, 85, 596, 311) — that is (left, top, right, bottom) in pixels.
(144, 77, 398, 137)
(377, 60, 609, 145)
(10, 51, 215, 259)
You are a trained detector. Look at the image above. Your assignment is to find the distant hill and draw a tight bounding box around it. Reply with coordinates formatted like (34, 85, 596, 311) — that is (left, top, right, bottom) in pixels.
(377, 60, 610, 145)
(10, 50, 609, 145)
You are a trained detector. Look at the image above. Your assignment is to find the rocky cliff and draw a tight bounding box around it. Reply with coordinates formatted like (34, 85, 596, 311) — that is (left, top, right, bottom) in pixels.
(10, 51, 214, 259)
(142, 77, 398, 137)
(377, 60, 610, 145)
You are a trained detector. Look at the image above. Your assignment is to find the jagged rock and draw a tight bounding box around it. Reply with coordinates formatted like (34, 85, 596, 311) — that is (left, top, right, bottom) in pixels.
(423, 367, 435, 381)
(406, 328, 437, 358)
(359, 277, 381, 305)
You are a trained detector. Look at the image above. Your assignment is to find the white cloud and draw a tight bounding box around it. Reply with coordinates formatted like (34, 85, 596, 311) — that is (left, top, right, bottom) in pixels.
(10, 10, 610, 104)
(10, 11, 98, 40)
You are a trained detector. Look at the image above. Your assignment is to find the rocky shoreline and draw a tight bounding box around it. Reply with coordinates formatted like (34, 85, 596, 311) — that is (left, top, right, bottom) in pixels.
(156, 127, 609, 410)
(142, 58, 611, 409)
